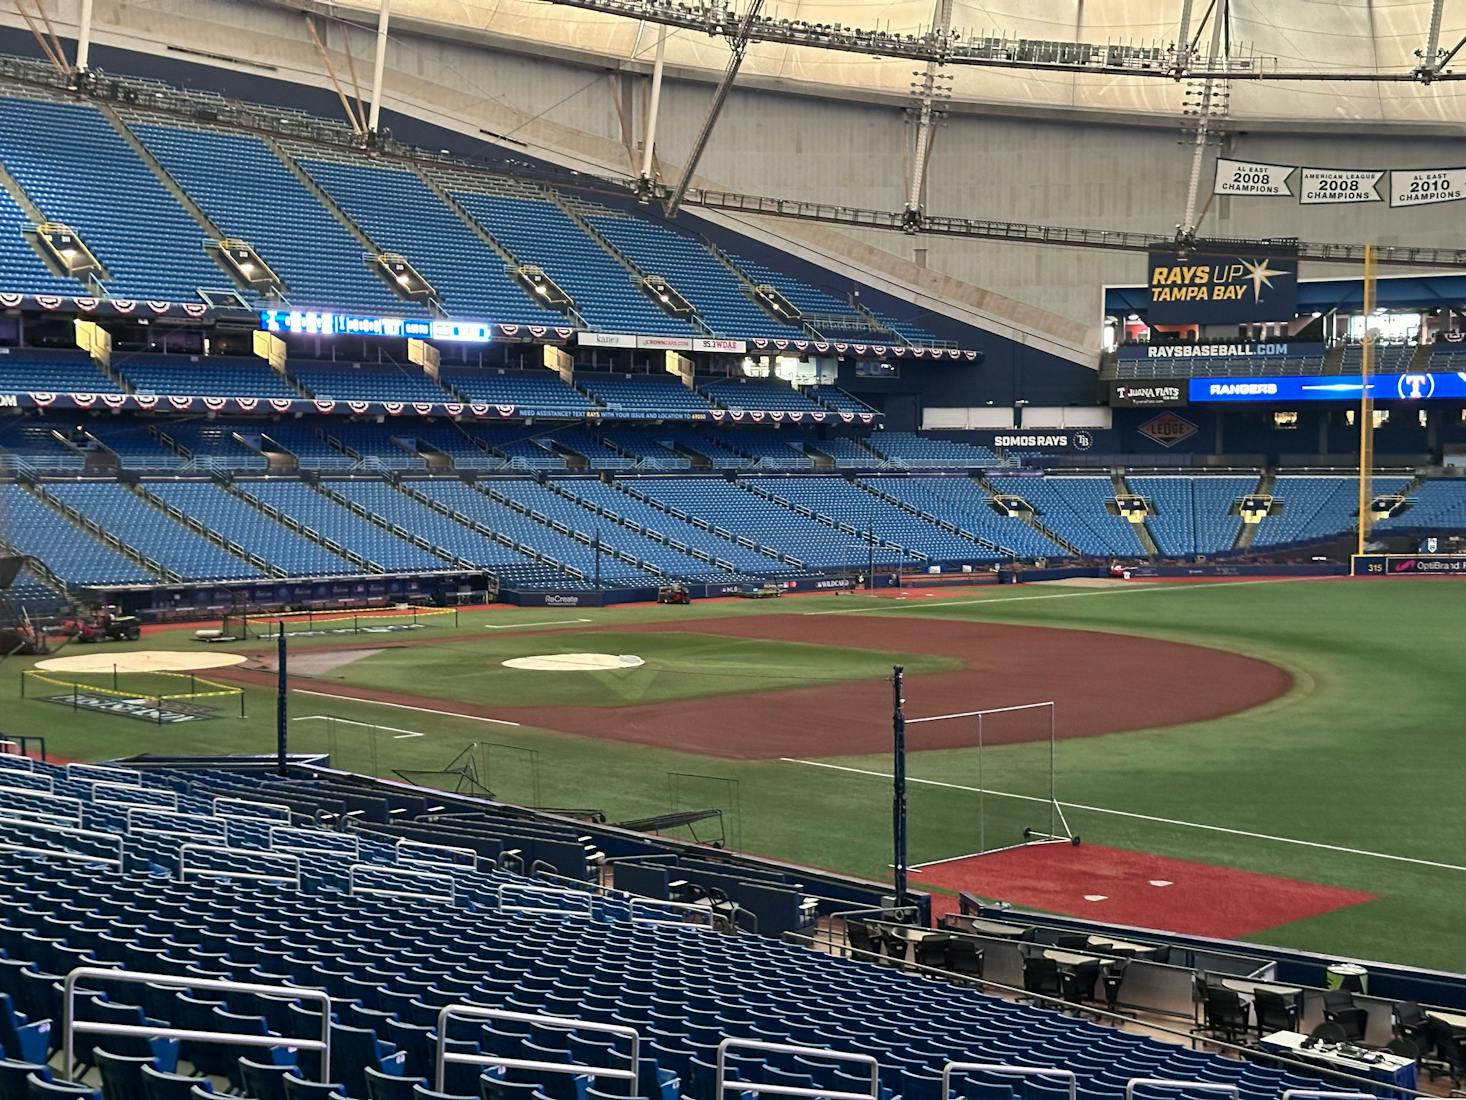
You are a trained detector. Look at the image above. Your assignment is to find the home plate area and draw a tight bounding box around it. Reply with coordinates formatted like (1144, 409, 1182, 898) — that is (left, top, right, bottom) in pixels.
(918, 843, 1377, 939)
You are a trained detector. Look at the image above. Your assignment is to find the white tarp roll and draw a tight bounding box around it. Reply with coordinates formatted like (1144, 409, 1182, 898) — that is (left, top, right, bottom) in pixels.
(1389, 168, 1466, 207)
(1298, 168, 1384, 205)
(1212, 159, 1294, 197)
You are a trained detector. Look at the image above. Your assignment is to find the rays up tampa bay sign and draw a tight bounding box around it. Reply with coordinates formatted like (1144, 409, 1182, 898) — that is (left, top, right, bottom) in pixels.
(1146, 249, 1298, 324)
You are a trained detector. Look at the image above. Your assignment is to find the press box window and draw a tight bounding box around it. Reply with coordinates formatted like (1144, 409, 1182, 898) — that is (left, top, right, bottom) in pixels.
(1345, 409, 1391, 428)
(1273, 411, 1298, 429)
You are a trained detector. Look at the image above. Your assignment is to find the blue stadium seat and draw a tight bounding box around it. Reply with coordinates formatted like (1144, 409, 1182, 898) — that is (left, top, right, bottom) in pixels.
(295, 159, 566, 325)
(131, 123, 415, 314)
(0, 97, 246, 303)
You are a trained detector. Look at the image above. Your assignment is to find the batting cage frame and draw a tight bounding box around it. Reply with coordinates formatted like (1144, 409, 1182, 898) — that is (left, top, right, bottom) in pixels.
(221, 605, 459, 639)
(891, 668, 1077, 897)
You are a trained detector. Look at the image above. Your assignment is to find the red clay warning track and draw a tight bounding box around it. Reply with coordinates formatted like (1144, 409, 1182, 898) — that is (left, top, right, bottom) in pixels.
(276, 614, 1293, 760)
(919, 843, 1377, 938)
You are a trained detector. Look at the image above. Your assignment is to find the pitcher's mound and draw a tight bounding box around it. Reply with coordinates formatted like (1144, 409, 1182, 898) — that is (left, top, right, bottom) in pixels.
(502, 653, 645, 671)
(36, 650, 248, 674)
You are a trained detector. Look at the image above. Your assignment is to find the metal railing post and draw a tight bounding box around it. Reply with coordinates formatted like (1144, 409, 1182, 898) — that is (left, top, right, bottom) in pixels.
(1125, 1080, 1240, 1100)
(434, 1005, 639, 1093)
(943, 1064, 1076, 1100)
(348, 863, 456, 902)
(716, 1039, 878, 1100)
(177, 844, 302, 887)
(62, 967, 331, 1083)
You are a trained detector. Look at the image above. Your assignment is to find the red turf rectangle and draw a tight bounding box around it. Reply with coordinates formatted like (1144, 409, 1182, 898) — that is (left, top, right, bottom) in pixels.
(917, 842, 1376, 939)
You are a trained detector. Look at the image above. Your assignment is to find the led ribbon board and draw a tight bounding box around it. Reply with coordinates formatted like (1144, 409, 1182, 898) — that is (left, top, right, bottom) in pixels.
(259, 311, 494, 343)
(1190, 372, 1466, 402)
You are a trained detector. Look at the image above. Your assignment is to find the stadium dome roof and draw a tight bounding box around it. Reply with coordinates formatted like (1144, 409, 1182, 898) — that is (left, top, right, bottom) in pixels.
(331, 0, 1466, 124)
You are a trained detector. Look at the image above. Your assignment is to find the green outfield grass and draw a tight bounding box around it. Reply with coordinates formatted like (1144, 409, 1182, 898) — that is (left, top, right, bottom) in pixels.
(5, 578, 1464, 970)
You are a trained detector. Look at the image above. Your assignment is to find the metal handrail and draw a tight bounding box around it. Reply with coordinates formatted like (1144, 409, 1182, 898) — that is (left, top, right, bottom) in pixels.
(627, 896, 716, 928)
(394, 837, 479, 869)
(62, 967, 332, 1082)
(90, 781, 177, 810)
(0, 772, 55, 793)
(944, 1064, 1075, 1100)
(66, 762, 142, 785)
(0, 819, 123, 867)
(212, 796, 292, 821)
(0, 787, 79, 822)
(177, 843, 302, 886)
(125, 806, 228, 840)
(348, 862, 455, 901)
(434, 1004, 638, 1092)
(716, 1039, 878, 1100)
(495, 881, 594, 915)
(270, 825, 360, 858)
(1125, 1081, 1239, 1100)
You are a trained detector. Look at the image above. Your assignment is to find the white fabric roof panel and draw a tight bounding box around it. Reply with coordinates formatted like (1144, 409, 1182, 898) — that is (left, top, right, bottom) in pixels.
(331, 0, 1466, 123)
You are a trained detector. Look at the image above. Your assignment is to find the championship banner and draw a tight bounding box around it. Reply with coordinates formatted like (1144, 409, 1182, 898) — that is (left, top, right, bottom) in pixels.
(1213, 159, 1294, 197)
(1147, 251, 1298, 324)
(1299, 168, 1383, 205)
(1389, 168, 1466, 208)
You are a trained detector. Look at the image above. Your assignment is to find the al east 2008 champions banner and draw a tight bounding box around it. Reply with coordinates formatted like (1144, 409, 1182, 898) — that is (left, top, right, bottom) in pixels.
(1146, 251, 1298, 324)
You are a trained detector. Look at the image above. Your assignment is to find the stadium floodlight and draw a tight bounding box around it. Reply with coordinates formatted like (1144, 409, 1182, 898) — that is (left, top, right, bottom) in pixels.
(639, 274, 696, 317)
(376, 253, 439, 303)
(752, 284, 801, 322)
(34, 222, 103, 279)
(216, 238, 284, 294)
(515, 264, 573, 308)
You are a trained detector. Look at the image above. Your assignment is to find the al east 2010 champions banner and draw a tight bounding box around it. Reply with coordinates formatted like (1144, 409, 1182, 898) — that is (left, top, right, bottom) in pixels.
(1147, 251, 1298, 324)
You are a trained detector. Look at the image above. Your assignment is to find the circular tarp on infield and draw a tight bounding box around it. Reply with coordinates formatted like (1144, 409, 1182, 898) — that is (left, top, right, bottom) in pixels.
(35, 650, 249, 674)
(502, 653, 646, 672)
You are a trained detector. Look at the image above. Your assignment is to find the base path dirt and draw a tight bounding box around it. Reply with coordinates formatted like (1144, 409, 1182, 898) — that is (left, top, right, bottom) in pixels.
(919, 843, 1377, 938)
(258, 615, 1293, 761)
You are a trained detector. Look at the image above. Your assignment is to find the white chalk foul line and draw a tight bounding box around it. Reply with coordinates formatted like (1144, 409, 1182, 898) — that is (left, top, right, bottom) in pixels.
(484, 618, 593, 630)
(780, 757, 1466, 874)
(801, 577, 1316, 615)
(293, 715, 425, 739)
(292, 689, 521, 727)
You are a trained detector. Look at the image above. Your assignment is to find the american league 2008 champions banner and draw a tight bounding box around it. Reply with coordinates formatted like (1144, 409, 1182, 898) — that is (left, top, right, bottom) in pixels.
(1213, 157, 1466, 207)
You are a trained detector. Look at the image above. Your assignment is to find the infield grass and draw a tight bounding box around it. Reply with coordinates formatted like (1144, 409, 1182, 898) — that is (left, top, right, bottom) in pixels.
(3, 578, 1463, 969)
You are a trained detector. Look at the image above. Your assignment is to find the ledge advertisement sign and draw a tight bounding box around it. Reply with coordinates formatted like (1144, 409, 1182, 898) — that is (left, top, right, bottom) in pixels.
(1147, 250, 1298, 324)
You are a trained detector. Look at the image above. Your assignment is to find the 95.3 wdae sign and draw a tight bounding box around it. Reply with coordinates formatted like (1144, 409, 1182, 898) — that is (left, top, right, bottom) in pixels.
(1147, 251, 1298, 324)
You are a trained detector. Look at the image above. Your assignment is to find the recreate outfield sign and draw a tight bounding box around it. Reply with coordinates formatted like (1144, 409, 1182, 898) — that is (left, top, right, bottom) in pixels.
(1147, 251, 1298, 324)
(1191, 370, 1466, 403)
(40, 692, 216, 724)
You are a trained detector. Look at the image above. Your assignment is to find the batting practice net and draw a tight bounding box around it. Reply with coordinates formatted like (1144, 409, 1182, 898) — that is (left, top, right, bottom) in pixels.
(905, 700, 1076, 868)
(221, 605, 459, 639)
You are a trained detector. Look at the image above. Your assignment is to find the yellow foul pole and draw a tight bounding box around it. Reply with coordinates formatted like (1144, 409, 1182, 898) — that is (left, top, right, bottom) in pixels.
(1357, 243, 1376, 557)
